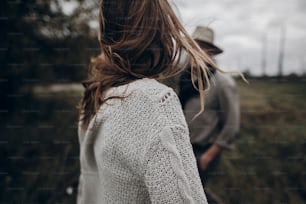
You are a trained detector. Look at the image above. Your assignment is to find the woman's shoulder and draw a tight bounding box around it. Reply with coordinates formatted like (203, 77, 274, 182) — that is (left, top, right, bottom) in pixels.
(105, 78, 175, 103)
(102, 78, 184, 127)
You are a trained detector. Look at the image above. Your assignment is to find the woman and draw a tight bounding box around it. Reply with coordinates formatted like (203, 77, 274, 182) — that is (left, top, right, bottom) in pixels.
(77, 0, 216, 203)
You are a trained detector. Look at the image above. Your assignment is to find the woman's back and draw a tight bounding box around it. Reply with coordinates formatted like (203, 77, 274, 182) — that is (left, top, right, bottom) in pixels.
(77, 78, 207, 203)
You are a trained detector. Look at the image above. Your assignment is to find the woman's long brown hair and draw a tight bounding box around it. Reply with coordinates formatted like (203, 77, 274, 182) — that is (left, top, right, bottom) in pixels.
(78, 0, 217, 130)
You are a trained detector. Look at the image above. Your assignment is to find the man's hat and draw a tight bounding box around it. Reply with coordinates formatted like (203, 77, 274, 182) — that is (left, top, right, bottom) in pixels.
(192, 26, 223, 55)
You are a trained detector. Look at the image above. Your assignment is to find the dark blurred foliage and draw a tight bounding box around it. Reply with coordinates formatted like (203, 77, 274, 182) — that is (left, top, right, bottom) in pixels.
(0, 0, 99, 118)
(0, 0, 99, 202)
(0, 92, 82, 203)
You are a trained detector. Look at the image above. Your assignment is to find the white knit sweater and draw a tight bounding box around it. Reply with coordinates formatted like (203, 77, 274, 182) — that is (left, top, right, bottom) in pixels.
(77, 78, 208, 204)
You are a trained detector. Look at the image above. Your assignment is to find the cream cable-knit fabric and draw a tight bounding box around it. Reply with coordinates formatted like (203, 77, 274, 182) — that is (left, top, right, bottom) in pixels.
(77, 78, 208, 204)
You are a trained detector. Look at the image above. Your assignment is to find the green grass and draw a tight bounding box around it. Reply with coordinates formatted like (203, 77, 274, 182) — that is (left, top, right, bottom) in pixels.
(208, 79, 306, 204)
(1, 79, 305, 203)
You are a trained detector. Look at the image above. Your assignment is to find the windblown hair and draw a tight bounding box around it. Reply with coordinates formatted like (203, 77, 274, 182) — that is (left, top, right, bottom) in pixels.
(78, 0, 217, 130)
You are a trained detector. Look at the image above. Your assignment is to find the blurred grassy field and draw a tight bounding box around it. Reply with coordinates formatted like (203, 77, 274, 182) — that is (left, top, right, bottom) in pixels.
(1, 78, 305, 203)
(209, 78, 306, 204)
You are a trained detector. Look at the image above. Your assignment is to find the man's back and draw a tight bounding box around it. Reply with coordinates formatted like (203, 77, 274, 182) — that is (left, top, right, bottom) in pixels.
(183, 72, 239, 150)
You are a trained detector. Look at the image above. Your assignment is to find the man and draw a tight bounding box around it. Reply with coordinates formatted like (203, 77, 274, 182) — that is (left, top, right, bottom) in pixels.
(179, 26, 240, 204)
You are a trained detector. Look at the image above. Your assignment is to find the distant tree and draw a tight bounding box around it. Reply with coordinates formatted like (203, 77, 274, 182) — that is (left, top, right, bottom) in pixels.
(277, 25, 286, 78)
(242, 68, 252, 78)
(0, 0, 99, 115)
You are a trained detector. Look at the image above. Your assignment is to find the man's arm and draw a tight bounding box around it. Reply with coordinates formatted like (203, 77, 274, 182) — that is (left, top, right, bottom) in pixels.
(199, 76, 240, 170)
(214, 77, 240, 149)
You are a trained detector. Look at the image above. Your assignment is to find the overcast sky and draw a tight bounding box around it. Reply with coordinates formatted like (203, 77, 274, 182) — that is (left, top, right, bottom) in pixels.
(62, 0, 306, 76)
(172, 0, 306, 75)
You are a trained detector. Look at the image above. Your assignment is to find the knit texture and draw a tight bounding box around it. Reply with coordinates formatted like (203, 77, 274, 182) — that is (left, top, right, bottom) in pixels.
(77, 78, 208, 204)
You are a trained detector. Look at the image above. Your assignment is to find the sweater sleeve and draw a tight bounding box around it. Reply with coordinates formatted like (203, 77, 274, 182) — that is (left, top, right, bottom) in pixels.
(76, 174, 83, 204)
(144, 125, 208, 204)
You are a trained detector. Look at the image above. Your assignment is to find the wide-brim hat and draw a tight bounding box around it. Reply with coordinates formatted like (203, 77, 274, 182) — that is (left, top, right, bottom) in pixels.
(192, 26, 223, 55)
